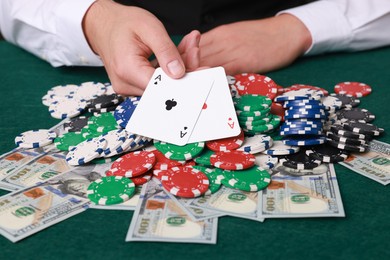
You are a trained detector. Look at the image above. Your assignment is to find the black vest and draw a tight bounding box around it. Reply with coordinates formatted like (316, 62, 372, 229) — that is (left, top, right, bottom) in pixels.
(115, 0, 315, 34)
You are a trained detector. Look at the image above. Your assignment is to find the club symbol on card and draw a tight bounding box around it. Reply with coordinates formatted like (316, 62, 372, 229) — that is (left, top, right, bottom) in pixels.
(227, 117, 235, 129)
(165, 99, 177, 111)
(180, 127, 188, 138)
(154, 75, 162, 85)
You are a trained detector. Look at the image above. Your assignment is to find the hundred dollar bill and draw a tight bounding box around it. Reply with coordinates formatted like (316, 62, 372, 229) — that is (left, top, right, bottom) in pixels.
(126, 179, 218, 244)
(89, 185, 142, 211)
(0, 148, 46, 191)
(0, 151, 72, 190)
(164, 190, 225, 222)
(188, 186, 264, 222)
(0, 163, 111, 242)
(259, 163, 345, 218)
(339, 140, 390, 185)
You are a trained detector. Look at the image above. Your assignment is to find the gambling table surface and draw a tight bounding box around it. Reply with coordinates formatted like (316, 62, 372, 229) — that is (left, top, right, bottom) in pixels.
(0, 39, 389, 259)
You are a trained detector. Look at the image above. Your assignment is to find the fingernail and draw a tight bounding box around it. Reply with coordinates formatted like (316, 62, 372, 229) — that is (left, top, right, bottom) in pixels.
(167, 60, 184, 77)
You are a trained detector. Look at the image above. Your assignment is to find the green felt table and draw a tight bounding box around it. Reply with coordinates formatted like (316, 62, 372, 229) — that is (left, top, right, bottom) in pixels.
(0, 40, 389, 259)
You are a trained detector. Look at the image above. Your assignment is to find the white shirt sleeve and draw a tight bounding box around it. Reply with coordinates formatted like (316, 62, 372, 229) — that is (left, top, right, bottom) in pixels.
(280, 0, 390, 55)
(0, 0, 102, 67)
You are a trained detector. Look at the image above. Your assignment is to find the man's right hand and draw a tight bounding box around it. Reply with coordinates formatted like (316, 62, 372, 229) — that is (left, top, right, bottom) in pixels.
(83, 0, 200, 95)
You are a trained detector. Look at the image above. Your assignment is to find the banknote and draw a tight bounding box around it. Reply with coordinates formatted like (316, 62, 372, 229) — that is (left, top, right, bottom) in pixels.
(339, 140, 390, 185)
(0, 151, 72, 190)
(188, 185, 264, 222)
(0, 163, 111, 242)
(126, 179, 218, 244)
(164, 189, 225, 222)
(88, 185, 142, 211)
(259, 163, 345, 218)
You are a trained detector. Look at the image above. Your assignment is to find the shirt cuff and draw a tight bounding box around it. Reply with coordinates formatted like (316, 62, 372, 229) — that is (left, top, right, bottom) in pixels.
(54, 0, 102, 66)
(278, 1, 353, 56)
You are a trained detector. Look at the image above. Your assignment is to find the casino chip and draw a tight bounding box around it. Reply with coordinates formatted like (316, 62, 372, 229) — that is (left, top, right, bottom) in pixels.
(161, 166, 209, 198)
(49, 99, 88, 119)
(263, 140, 300, 155)
(334, 82, 372, 97)
(336, 108, 375, 123)
(114, 96, 140, 128)
(193, 148, 215, 167)
(210, 150, 255, 170)
(279, 150, 322, 170)
(306, 143, 349, 163)
(206, 130, 244, 151)
(70, 81, 107, 100)
(275, 88, 323, 102)
(192, 165, 224, 194)
(233, 94, 272, 112)
(108, 151, 156, 177)
(237, 134, 273, 153)
(255, 154, 278, 170)
(87, 93, 123, 109)
(154, 140, 205, 161)
(342, 121, 384, 136)
(130, 172, 152, 186)
(234, 74, 279, 100)
(15, 129, 57, 148)
(87, 112, 119, 133)
(221, 166, 271, 192)
(151, 149, 185, 170)
(66, 137, 107, 165)
(330, 94, 360, 108)
(326, 132, 368, 146)
(87, 176, 135, 205)
(287, 84, 329, 96)
(282, 135, 326, 146)
(283, 99, 322, 109)
(63, 116, 89, 132)
(330, 124, 371, 140)
(326, 139, 369, 153)
(321, 96, 342, 111)
(54, 132, 85, 151)
(102, 129, 127, 156)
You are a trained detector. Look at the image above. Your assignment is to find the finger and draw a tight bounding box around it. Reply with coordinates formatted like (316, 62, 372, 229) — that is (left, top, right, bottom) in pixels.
(138, 22, 185, 79)
(181, 47, 200, 71)
(178, 30, 201, 54)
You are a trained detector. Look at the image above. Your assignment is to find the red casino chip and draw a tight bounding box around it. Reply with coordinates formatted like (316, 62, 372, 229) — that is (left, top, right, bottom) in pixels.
(334, 82, 372, 97)
(109, 151, 156, 177)
(275, 85, 285, 94)
(151, 149, 184, 170)
(206, 129, 244, 152)
(153, 169, 167, 180)
(286, 84, 329, 96)
(130, 171, 152, 185)
(210, 150, 255, 170)
(161, 166, 209, 198)
(183, 160, 196, 167)
(234, 74, 278, 100)
(270, 102, 285, 122)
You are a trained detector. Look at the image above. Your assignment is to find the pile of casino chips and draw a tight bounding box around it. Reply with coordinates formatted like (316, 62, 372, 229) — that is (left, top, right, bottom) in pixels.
(234, 94, 282, 135)
(13, 77, 386, 206)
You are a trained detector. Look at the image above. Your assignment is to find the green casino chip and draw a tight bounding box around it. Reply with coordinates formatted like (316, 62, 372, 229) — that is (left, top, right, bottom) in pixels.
(236, 107, 271, 117)
(87, 176, 135, 205)
(238, 115, 273, 126)
(194, 149, 215, 166)
(233, 94, 272, 112)
(54, 132, 86, 151)
(221, 166, 271, 192)
(154, 140, 205, 161)
(87, 112, 118, 133)
(192, 165, 224, 194)
(243, 115, 281, 133)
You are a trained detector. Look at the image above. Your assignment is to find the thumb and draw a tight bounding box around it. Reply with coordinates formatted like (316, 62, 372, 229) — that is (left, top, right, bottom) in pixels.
(140, 24, 186, 79)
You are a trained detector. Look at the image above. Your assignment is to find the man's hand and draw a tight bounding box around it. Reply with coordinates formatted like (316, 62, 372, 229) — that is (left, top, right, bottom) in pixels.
(83, 0, 200, 95)
(199, 14, 312, 75)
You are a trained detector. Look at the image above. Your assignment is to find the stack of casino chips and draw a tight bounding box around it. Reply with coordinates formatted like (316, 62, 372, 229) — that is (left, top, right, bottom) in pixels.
(234, 94, 281, 135)
(275, 88, 327, 147)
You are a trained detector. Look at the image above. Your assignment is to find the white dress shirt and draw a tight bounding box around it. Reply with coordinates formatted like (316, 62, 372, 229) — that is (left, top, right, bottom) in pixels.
(1, 0, 390, 67)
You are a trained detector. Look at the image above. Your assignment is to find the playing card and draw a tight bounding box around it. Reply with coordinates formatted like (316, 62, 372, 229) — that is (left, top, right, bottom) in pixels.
(188, 67, 240, 142)
(126, 67, 214, 145)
